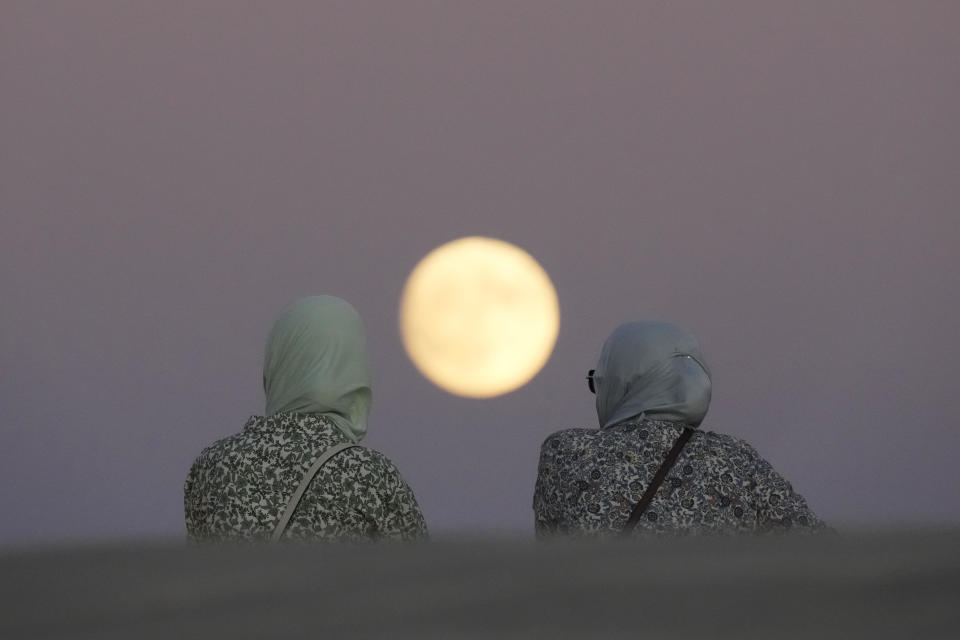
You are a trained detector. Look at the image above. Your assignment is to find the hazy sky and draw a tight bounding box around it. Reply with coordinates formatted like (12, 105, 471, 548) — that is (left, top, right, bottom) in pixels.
(2, 1, 958, 544)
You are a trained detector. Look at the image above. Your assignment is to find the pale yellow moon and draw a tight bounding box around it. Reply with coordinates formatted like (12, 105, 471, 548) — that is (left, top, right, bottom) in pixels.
(400, 236, 560, 398)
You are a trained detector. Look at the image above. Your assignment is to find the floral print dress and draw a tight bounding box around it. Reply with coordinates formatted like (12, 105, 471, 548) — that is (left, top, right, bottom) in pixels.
(533, 416, 826, 537)
(184, 413, 427, 542)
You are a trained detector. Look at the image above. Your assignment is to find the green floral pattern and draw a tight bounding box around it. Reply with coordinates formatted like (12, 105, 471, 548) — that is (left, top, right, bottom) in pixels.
(534, 416, 826, 537)
(184, 413, 427, 542)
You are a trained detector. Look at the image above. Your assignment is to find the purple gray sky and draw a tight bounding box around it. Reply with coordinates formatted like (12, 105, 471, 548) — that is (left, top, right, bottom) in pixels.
(2, 1, 958, 544)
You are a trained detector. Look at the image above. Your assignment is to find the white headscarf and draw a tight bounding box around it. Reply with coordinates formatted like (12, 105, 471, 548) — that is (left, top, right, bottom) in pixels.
(263, 296, 371, 442)
(594, 321, 712, 429)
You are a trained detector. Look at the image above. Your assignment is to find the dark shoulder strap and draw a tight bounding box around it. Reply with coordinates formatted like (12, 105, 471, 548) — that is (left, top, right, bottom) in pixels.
(622, 428, 694, 535)
(271, 442, 359, 542)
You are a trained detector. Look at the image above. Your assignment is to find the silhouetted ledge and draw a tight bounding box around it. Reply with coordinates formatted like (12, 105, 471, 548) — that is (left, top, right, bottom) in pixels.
(2, 531, 957, 639)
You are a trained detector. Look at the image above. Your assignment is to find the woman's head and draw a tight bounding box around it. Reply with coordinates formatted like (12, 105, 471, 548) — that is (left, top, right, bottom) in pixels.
(593, 321, 711, 429)
(263, 295, 371, 442)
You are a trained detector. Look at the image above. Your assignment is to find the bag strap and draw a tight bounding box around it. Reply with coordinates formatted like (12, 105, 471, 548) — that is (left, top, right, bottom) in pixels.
(270, 441, 359, 542)
(622, 427, 694, 535)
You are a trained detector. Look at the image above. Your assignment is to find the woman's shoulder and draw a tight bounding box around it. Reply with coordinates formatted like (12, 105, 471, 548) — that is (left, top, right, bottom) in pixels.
(336, 444, 406, 479)
(692, 427, 769, 468)
(188, 413, 308, 463)
(188, 428, 253, 472)
(340, 442, 392, 463)
(539, 427, 597, 453)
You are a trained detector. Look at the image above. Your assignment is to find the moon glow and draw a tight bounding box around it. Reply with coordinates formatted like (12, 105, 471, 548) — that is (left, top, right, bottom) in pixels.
(400, 237, 560, 398)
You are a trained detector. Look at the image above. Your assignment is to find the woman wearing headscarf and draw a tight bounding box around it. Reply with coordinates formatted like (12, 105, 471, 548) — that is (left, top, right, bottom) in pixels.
(533, 321, 825, 537)
(184, 296, 428, 542)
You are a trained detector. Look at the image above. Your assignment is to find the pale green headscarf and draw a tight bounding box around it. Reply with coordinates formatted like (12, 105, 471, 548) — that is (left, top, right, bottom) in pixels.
(263, 296, 371, 442)
(595, 321, 712, 429)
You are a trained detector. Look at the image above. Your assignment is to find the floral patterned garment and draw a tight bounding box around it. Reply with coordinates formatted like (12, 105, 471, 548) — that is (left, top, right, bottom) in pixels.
(533, 416, 826, 537)
(184, 413, 427, 543)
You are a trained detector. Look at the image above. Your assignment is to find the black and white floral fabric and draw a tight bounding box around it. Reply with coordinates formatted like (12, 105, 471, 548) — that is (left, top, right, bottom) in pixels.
(533, 416, 826, 537)
(185, 413, 427, 542)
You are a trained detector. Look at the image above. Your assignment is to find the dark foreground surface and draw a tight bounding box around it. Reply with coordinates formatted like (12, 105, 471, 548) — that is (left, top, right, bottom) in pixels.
(2, 531, 957, 639)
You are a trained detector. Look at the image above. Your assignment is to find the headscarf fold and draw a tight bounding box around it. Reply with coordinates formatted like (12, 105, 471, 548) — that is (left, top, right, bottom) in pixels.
(594, 321, 711, 429)
(263, 295, 371, 442)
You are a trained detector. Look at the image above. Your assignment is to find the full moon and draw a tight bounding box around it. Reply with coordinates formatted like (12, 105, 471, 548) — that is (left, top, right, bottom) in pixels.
(400, 236, 560, 398)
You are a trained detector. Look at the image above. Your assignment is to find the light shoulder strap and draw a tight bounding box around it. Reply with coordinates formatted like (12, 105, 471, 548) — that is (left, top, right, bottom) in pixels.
(270, 442, 359, 542)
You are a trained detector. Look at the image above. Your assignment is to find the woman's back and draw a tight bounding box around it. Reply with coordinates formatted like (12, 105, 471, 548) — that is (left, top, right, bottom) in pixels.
(534, 416, 825, 537)
(185, 412, 427, 542)
(534, 320, 826, 537)
(184, 295, 428, 543)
